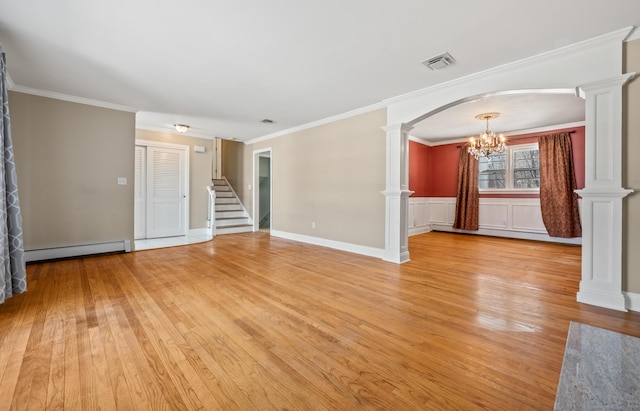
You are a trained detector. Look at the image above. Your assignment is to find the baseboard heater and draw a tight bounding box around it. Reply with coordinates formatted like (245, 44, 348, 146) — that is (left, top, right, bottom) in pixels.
(25, 240, 132, 262)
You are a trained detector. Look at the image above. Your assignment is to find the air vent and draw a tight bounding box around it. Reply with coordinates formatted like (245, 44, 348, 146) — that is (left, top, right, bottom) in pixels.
(422, 52, 456, 70)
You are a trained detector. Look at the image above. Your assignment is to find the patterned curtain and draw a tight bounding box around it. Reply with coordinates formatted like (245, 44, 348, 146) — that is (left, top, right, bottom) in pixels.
(0, 48, 26, 304)
(453, 146, 479, 230)
(538, 132, 582, 238)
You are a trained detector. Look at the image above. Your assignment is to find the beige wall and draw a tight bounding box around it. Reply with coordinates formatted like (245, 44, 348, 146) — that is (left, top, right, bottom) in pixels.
(624, 39, 640, 293)
(10, 91, 135, 250)
(135, 129, 214, 230)
(243, 109, 387, 249)
(221, 140, 245, 203)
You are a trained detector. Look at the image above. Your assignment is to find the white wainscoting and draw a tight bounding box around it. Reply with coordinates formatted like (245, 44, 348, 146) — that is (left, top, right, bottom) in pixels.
(408, 197, 582, 245)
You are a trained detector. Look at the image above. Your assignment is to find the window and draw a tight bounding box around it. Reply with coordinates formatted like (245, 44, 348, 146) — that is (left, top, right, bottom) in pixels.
(478, 143, 539, 192)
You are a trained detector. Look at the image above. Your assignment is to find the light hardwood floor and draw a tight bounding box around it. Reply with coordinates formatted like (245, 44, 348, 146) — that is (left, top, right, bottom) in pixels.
(1, 232, 639, 410)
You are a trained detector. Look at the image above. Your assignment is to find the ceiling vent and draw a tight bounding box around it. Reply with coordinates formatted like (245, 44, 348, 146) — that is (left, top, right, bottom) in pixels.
(422, 52, 456, 70)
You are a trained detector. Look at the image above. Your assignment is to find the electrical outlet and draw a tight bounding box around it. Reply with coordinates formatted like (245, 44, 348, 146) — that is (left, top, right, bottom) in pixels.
(312, 222, 316, 229)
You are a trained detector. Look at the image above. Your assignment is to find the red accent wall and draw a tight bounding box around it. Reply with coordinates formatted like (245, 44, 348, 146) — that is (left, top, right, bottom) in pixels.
(428, 143, 460, 197)
(408, 126, 586, 197)
(408, 140, 431, 197)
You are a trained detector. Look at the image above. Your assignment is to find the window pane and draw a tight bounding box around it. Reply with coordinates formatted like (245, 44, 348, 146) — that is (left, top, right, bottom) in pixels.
(513, 149, 540, 188)
(478, 153, 506, 189)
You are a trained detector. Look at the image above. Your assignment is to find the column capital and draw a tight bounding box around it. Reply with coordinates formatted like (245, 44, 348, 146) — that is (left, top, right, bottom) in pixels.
(577, 72, 635, 95)
(575, 188, 634, 199)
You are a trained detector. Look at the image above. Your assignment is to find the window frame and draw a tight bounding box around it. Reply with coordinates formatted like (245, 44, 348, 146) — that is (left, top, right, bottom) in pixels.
(478, 142, 540, 194)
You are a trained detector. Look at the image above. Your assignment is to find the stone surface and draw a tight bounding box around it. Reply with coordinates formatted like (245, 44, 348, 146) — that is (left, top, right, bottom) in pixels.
(555, 322, 640, 410)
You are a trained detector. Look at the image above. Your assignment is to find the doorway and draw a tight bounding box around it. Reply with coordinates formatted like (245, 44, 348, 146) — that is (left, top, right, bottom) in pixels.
(253, 148, 272, 232)
(135, 140, 190, 239)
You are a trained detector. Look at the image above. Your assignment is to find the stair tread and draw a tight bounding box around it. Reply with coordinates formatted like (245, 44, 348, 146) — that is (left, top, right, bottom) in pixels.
(217, 224, 253, 229)
(216, 216, 248, 220)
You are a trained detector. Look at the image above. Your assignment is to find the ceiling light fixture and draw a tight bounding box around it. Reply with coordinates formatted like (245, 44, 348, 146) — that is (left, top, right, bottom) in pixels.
(468, 112, 506, 159)
(174, 124, 190, 133)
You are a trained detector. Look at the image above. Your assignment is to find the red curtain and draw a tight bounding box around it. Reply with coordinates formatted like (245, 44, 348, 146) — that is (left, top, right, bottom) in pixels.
(453, 147, 479, 230)
(539, 132, 582, 238)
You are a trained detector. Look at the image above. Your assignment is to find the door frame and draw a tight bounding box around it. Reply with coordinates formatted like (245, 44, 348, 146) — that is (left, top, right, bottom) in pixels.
(135, 139, 190, 238)
(253, 148, 272, 232)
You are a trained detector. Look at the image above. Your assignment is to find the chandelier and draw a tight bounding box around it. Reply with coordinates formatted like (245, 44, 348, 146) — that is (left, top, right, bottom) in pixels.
(467, 112, 506, 159)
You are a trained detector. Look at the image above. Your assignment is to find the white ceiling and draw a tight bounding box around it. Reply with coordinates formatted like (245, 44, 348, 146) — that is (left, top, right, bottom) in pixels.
(1, 1, 639, 142)
(410, 92, 586, 143)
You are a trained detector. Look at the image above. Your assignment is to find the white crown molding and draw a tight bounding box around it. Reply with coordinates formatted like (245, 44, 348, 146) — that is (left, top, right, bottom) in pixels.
(9, 84, 138, 113)
(245, 101, 387, 145)
(506, 121, 586, 137)
(135, 123, 217, 140)
(408, 136, 432, 146)
(625, 26, 640, 42)
(384, 27, 635, 107)
(415, 121, 586, 147)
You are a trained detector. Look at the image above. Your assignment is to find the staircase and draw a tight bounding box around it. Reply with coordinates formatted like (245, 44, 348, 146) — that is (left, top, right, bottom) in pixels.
(211, 178, 253, 235)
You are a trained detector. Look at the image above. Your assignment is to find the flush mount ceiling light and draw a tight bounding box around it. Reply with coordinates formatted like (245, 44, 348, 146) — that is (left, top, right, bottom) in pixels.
(467, 112, 506, 159)
(174, 124, 190, 133)
(422, 52, 456, 70)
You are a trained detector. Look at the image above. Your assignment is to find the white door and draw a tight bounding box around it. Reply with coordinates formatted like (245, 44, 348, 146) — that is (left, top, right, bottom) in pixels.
(146, 146, 187, 238)
(134, 145, 147, 239)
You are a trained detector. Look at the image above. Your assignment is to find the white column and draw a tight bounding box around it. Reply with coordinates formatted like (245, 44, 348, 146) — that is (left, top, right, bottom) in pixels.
(383, 123, 414, 263)
(576, 73, 635, 311)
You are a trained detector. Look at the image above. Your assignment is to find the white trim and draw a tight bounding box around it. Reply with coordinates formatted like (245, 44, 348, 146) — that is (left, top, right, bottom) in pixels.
(270, 230, 386, 260)
(410, 197, 583, 245)
(624, 292, 640, 312)
(252, 148, 272, 232)
(415, 121, 585, 147)
(8, 85, 138, 113)
(408, 89, 577, 127)
(625, 27, 640, 42)
(25, 241, 130, 262)
(135, 139, 190, 150)
(136, 123, 216, 141)
(135, 139, 190, 239)
(408, 136, 431, 146)
(431, 224, 582, 245)
(384, 27, 634, 107)
(245, 101, 387, 145)
(188, 228, 211, 236)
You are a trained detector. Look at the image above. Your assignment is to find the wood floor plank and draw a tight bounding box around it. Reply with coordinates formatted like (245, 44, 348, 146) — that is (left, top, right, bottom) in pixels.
(2, 232, 640, 410)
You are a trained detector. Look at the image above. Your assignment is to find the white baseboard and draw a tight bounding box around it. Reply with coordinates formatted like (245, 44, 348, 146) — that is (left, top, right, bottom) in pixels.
(189, 228, 211, 236)
(430, 223, 582, 245)
(409, 226, 431, 236)
(624, 292, 640, 312)
(25, 240, 131, 262)
(270, 230, 386, 260)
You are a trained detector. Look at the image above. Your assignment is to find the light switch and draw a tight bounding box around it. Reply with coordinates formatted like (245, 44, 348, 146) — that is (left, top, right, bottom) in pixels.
(117, 177, 127, 185)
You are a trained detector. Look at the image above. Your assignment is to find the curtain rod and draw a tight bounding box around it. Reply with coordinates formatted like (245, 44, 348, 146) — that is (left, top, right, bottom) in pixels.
(456, 130, 576, 148)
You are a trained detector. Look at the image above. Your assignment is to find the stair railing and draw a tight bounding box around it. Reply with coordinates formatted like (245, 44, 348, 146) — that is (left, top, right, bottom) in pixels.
(207, 185, 216, 237)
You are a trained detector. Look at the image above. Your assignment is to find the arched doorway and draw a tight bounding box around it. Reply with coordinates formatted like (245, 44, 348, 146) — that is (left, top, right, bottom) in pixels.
(382, 28, 634, 311)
